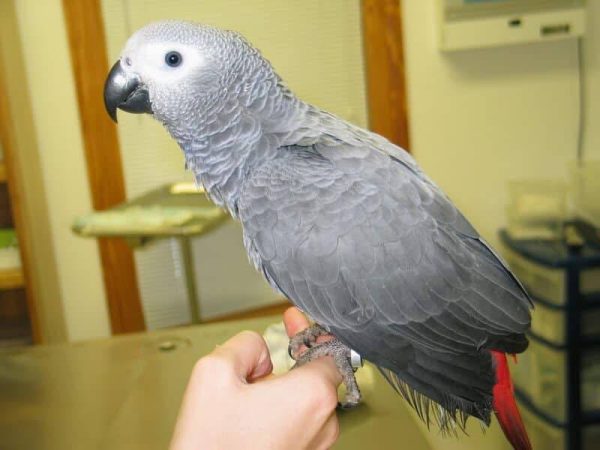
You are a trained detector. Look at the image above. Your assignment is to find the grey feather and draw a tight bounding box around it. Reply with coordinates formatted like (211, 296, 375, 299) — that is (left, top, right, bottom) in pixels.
(238, 137, 530, 423)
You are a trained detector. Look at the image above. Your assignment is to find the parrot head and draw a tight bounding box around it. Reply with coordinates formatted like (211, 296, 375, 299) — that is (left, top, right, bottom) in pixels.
(104, 20, 260, 126)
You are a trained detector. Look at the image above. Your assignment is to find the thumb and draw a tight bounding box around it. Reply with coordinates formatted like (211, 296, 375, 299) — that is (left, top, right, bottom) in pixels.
(283, 306, 310, 337)
(212, 330, 274, 382)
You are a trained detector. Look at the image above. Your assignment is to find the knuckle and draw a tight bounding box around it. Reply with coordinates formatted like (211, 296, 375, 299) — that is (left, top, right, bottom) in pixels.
(238, 330, 262, 341)
(237, 330, 266, 349)
(193, 353, 231, 376)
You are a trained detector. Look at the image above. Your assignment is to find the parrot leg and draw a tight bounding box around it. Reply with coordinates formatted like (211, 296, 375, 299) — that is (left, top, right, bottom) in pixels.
(287, 323, 330, 360)
(291, 338, 362, 409)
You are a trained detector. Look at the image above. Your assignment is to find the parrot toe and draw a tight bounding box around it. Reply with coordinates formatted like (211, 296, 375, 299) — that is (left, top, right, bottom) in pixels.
(288, 323, 330, 360)
(291, 337, 362, 407)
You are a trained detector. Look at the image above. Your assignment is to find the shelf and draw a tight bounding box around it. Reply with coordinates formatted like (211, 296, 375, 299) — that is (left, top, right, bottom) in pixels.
(516, 388, 600, 428)
(580, 335, 600, 348)
(500, 228, 600, 269)
(527, 330, 567, 351)
(583, 409, 600, 425)
(515, 387, 566, 428)
(581, 292, 600, 310)
(530, 293, 566, 311)
(0, 163, 6, 182)
(0, 318, 31, 348)
(0, 267, 24, 290)
(528, 329, 600, 350)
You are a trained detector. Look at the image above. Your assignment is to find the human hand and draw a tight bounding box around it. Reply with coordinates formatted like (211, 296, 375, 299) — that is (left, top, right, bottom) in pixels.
(170, 308, 341, 450)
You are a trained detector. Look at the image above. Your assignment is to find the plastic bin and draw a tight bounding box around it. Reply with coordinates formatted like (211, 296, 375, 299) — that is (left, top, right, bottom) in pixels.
(583, 425, 600, 450)
(526, 301, 600, 346)
(507, 180, 567, 240)
(503, 246, 600, 306)
(570, 161, 600, 228)
(519, 405, 600, 450)
(519, 402, 565, 450)
(511, 339, 600, 423)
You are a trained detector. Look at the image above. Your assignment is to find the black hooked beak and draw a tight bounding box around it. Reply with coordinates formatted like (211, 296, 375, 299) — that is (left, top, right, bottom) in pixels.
(104, 61, 153, 123)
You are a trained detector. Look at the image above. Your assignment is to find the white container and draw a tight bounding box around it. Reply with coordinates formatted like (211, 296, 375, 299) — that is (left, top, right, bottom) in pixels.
(502, 246, 600, 306)
(519, 403, 565, 450)
(582, 351, 600, 414)
(583, 425, 600, 450)
(512, 339, 600, 423)
(506, 180, 567, 241)
(528, 302, 600, 345)
(519, 402, 600, 450)
(570, 160, 600, 228)
(512, 338, 566, 422)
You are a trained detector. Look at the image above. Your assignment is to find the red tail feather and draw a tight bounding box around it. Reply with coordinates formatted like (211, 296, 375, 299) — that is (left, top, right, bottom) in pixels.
(491, 350, 532, 450)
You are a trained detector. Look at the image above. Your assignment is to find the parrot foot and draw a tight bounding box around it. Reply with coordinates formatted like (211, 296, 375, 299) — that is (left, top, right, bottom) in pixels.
(287, 323, 330, 360)
(291, 338, 362, 409)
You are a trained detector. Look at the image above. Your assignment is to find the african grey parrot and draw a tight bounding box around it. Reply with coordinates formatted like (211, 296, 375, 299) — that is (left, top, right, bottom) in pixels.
(104, 21, 532, 449)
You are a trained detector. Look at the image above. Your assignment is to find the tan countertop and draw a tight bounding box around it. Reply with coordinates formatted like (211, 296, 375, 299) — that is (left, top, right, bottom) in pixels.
(0, 316, 431, 450)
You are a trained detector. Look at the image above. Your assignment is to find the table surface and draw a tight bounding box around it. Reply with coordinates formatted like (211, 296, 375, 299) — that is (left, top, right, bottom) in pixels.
(0, 316, 431, 450)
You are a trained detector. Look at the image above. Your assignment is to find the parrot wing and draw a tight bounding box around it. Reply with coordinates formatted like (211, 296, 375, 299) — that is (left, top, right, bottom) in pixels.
(238, 138, 531, 426)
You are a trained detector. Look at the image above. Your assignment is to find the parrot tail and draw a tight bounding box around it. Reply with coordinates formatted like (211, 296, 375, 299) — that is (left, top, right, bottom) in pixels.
(491, 350, 532, 450)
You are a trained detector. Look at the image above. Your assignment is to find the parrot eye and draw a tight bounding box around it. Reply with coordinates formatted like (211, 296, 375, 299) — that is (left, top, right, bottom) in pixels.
(165, 51, 182, 67)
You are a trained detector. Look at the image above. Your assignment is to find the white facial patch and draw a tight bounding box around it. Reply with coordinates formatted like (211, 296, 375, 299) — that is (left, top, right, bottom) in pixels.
(124, 42, 205, 86)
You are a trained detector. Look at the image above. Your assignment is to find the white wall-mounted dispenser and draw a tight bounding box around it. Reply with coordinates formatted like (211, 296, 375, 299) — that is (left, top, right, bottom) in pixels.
(438, 0, 586, 51)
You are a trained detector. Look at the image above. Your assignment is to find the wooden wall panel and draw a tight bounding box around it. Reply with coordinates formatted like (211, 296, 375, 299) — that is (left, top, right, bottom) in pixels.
(362, 0, 411, 150)
(0, 0, 68, 343)
(0, 49, 41, 343)
(62, 0, 146, 333)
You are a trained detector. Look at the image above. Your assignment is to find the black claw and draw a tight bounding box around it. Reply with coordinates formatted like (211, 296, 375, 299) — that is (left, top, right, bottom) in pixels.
(337, 401, 361, 410)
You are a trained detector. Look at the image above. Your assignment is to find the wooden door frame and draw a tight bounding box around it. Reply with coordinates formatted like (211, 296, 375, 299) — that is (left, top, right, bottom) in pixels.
(0, 0, 70, 344)
(0, 39, 42, 343)
(61, 0, 410, 333)
(362, 0, 411, 150)
(63, 0, 145, 334)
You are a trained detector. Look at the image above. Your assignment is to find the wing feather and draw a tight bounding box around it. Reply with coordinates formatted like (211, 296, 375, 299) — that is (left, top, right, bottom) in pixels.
(238, 137, 532, 423)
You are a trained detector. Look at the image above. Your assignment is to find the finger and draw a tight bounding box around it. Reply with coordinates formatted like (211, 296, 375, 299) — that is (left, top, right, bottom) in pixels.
(273, 355, 342, 400)
(309, 413, 340, 450)
(264, 353, 342, 407)
(283, 307, 310, 337)
(212, 330, 273, 382)
(293, 356, 343, 387)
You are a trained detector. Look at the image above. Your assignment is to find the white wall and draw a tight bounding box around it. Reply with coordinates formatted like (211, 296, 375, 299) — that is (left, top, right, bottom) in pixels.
(403, 1, 583, 251)
(582, 0, 600, 160)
